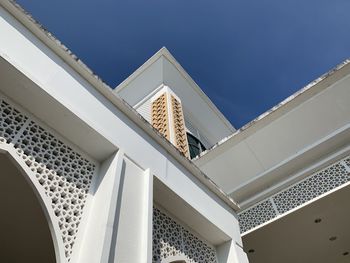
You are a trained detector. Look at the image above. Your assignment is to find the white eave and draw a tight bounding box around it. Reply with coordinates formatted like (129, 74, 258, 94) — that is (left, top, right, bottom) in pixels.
(196, 58, 350, 163)
(194, 57, 350, 207)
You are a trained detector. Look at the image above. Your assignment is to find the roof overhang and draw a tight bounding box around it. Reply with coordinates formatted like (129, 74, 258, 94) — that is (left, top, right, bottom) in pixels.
(195, 59, 350, 206)
(243, 182, 350, 263)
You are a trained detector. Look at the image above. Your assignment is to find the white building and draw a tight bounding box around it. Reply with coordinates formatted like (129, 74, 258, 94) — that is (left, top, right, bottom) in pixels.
(0, 0, 349, 263)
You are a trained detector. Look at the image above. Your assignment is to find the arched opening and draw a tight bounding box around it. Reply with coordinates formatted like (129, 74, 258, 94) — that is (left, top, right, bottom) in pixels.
(0, 153, 56, 262)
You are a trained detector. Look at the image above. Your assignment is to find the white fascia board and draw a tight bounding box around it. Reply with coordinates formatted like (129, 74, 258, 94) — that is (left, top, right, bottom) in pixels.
(0, 0, 239, 211)
(196, 58, 350, 165)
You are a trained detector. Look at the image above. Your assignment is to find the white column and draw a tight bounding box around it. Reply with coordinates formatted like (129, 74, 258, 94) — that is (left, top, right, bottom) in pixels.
(75, 150, 124, 263)
(112, 157, 152, 262)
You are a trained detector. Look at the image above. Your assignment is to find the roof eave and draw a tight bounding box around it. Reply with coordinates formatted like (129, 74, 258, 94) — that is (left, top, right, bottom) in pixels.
(196, 58, 350, 164)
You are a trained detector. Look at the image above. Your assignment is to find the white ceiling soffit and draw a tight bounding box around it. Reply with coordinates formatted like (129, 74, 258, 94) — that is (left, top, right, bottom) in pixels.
(153, 177, 231, 246)
(242, 183, 350, 263)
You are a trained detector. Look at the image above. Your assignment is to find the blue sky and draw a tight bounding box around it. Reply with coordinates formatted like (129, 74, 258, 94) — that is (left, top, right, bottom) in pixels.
(17, 0, 350, 128)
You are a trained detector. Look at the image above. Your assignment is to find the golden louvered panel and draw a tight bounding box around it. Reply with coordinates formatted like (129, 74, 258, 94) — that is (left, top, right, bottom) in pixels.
(151, 93, 170, 140)
(171, 95, 189, 157)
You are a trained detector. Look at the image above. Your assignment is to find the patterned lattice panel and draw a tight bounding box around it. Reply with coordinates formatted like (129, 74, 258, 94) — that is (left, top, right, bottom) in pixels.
(239, 156, 350, 234)
(152, 93, 170, 140)
(0, 100, 28, 143)
(344, 157, 350, 172)
(153, 206, 217, 263)
(273, 162, 348, 213)
(238, 200, 277, 234)
(171, 95, 189, 157)
(0, 96, 97, 261)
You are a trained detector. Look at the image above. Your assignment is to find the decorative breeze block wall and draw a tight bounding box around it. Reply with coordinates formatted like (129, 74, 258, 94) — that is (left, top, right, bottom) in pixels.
(153, 206, 218, 263)
(238, 155, 350, 234)
(238, 200, 277, 234)
(0, 96, 97, 261)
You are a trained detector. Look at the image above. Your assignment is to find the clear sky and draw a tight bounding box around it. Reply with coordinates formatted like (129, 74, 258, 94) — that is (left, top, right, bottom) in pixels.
(17, 0, 350, 128)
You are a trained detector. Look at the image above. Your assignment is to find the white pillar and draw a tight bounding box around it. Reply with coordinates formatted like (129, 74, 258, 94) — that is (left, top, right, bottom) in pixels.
(112, 157, 152, 262)
(75, 150, 124, 263)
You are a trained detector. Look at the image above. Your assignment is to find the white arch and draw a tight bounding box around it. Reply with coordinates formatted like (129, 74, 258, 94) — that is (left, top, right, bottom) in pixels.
(0, 143, 66, 263)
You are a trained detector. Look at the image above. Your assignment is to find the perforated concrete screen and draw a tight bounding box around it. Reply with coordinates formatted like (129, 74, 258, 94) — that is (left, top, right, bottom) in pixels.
(153, 206, 218, 263)
(238, 156, 350, 234)
(0, 96, 97, 261)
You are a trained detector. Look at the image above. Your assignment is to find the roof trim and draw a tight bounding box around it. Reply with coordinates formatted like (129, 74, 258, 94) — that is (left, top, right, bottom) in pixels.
(0, 0, 239, 211)
(196, 58, 350, 163)
(115, 46, 236, 133)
